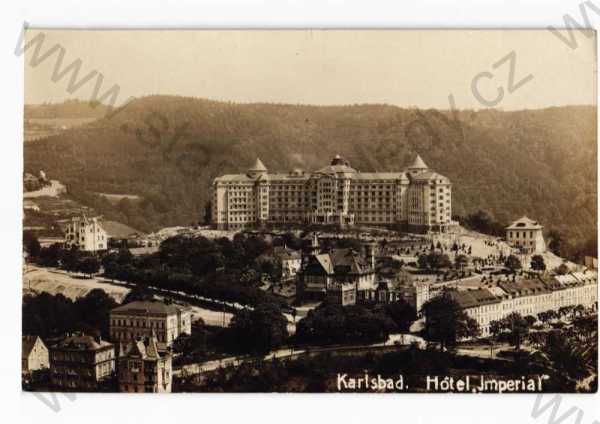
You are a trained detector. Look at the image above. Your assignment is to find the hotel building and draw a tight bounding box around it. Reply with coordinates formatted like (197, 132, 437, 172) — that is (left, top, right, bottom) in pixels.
(212, 154, 453, 233)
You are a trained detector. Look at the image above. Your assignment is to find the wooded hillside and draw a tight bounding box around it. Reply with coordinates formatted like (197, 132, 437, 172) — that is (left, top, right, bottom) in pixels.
(23, 96, 597, 250)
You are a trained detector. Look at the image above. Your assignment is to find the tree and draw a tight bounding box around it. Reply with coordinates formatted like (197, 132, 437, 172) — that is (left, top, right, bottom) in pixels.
(489, 319, 504, 356)
(203, 201, 212, 225)
(429, 252, 451, 271)
(78, 257, 100, 277)
(296, 302, 393, 346)
(422, 294, 481, 351)
(75, 288, 118, 337)
(229, 303, 288, 355)
(502, 313, 530, 351)
(418, 254, 429, 270)
(548, 230, 563, 256)
(530, 255, 546, 272)
(122, 286, 155, 304)
(555, 262, 569, 275)
(454, 254, 468, 270)
(23, 231, 41, 258)
(418, 252, 451, 272)
(504, 255, 522, 273)
(384, 300, 417, 332)
(61, 246, 82, 272)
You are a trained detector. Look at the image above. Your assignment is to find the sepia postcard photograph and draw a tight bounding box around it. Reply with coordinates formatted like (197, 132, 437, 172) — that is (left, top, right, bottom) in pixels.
(20, 28, 598, 394)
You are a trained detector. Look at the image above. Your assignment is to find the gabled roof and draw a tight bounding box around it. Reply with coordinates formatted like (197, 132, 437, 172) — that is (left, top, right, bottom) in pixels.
(22, 335, 45, 358)
(314, 254, 334, 274)
(120, 335, 161, 360)
(273, 246, 301, 261)
(330, 248, 371, 274)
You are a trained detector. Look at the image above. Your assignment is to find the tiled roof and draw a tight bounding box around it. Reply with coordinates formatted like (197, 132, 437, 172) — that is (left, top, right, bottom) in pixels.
(498, 279, 550, 296)
(506, 216, 543, 230)
(352, 172, 407, 180)
(330, 248, 371, 274)
(273, 246, 301, 261)
(55, 334, 113, 351)
(447, 288, 500, 309)
(315, 164, 357, 174)
(120, 335, 161, 359)
(112, 300, 190, 316)
(408, 170, 450, 182)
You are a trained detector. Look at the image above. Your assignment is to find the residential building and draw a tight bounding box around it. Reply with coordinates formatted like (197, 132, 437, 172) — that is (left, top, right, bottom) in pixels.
(428, 271, 598, 338)
(327, 281, 358, 306)
(49, 334, 115, 391)
(273, 246, 302, 279)
(212, 154, 453, 233)
(118, 334, 172, 393)
(395, 281, 431, 313)
(299, 237, 377, 303)
(62, 214, 108, 252)
(446, 289, 503, 337)
(22, 335, 49, 374)
(506, 216, 545, 253)
(110, 301, 192, 349)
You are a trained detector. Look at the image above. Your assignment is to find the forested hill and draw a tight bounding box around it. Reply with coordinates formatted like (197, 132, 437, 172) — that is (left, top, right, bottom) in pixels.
(23, 96, 596, 246)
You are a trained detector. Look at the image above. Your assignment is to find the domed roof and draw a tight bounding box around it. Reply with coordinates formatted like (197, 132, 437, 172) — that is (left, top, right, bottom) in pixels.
(330, 154, 348, 166)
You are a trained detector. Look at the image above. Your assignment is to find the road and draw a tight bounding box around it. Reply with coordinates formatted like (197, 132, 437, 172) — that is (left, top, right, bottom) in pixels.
(176, 333, 427, 376)
(23, 264, 295, 331)
(23, 265, 235, 327)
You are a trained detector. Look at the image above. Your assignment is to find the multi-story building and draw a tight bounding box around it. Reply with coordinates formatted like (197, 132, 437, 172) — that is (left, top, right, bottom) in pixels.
(49, 334, 115, 391)
(212, 154, 453, 233)
(505, 216, 545, 254)
(327, 281, 358, 306)
(22, 335, 49, 374)
(446, 288, 504, 337)
(110, 301, 192, 350)
(430, 271, 598, 338)
(299, 236, 377, 303)
(118, 334, 172, 393)
(272, 246, 302, 279)
(62, 214, 108, 252)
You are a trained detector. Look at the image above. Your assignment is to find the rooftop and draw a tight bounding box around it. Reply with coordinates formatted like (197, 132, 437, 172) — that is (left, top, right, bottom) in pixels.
(506, 216, 543, 230)
(54, 334, 113, 351)
(409, 154, 428, 170)
(214, 154, 448, 183)
(119, 335, 162, 359)
(22, 335, 45, 358)
(111, 300, 191, 316)
(447, 288, 501, 309)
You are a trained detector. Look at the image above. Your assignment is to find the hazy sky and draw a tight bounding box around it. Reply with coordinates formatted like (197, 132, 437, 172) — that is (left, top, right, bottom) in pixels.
(24, 29, 597, 110)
